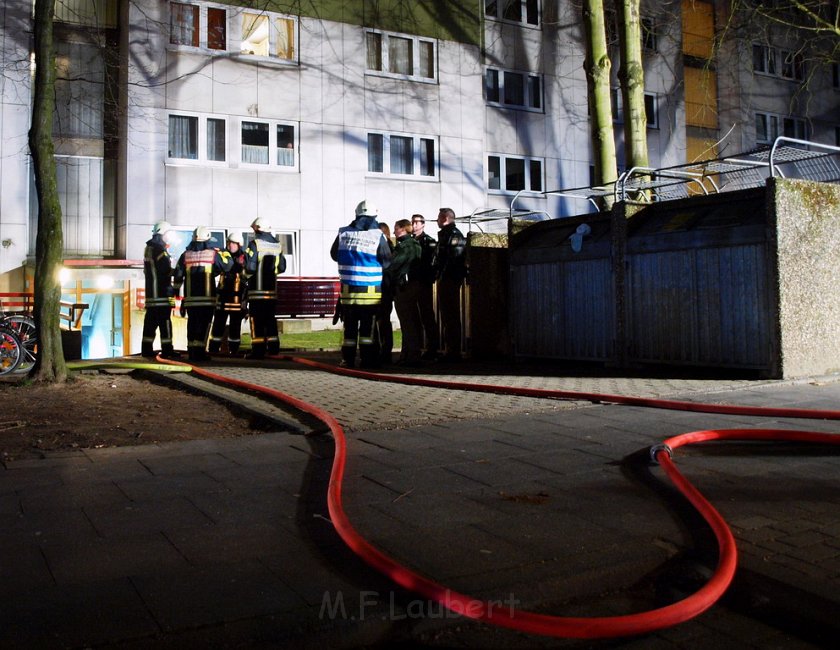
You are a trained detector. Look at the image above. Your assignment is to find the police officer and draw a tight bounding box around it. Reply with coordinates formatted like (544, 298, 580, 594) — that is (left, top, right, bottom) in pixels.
(410, 214, 439, 359)
(208, 232, 247, 355)
(142, 221, 180, 359)
(434, 208, 467, 361)
(174, 227, 233, 362)
(244, 218, 286, 359)
(330, 200, 392, 369)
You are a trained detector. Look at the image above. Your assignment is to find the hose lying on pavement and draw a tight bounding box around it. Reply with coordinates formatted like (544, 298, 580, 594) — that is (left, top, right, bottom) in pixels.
(158, 354, 839, 638)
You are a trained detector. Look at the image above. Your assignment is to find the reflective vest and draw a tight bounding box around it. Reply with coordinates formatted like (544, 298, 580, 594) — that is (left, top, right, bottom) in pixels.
(246, 237, 283, 301)
(336, 227, 384, 306)
(183, 249, 220, 308)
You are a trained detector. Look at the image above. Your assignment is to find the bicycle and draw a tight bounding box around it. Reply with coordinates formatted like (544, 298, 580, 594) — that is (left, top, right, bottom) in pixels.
(0, 301, 37, 373)
(0, 326, 23, 375)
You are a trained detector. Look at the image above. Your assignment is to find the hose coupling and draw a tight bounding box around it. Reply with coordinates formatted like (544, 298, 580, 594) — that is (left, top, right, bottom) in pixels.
(649, 443, 673, 464)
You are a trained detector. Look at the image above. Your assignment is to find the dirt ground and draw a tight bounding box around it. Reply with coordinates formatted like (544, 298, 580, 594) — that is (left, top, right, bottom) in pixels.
(0, 371, 272, 462)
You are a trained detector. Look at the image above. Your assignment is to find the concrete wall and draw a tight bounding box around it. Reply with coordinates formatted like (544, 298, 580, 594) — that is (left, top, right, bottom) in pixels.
(772, 178, 840, 378)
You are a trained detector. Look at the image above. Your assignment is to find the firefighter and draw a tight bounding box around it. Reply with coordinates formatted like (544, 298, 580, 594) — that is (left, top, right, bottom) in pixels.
(244, 218, 286, 359)
(141, 221, 180, 359)
(208, 231, 247, 355)
(173, 227, 233, 362)
(330, 200, 392, 369)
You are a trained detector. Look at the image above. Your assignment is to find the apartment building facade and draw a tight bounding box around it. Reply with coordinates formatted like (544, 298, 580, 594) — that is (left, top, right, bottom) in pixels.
(0, 0, 837, 355)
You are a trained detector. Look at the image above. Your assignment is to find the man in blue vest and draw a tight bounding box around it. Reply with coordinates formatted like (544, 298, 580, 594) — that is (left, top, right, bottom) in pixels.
(330, 200, 392, 369)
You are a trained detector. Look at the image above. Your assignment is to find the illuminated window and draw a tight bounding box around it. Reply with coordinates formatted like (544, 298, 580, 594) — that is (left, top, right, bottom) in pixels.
(168, 2, 296, 61)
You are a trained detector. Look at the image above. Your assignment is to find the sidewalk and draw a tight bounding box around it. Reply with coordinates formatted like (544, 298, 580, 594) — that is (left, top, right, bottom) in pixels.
(1, 356, 838, 648)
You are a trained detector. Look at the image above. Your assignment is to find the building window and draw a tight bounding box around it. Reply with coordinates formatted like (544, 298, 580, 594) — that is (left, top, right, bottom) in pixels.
(366, 30, 436, 82)
(169, 2, 296, 61)
(752, 44, 805, 81)
(832, 63, 839, 89)
(169, 115, 198, 159)
(611, 89, 659, 128)
(485, 0, 540, 26)
(488, 154, 543, 193)
(240, 120, 297, 168)
(641, 17, 657, 52)
(367, 132, 437, 178)
(170, 3, 199, 47)
(485, 68, 543, 111)
(755, 111, 809, 144)
(835, 126, 840, 147)
(207, 118, 226, 161)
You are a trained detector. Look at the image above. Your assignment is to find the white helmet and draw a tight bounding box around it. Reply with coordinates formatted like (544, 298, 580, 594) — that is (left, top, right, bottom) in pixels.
(152, 220, 172, 236)
(193, 226, 212, 242)
(227, 231, 244, 246)
(251, 217, 271, 232)
(355, 200, 378, 217)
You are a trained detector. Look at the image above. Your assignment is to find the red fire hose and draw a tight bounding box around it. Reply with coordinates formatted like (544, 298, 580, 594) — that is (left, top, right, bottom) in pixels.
(161, 355, 839, 638)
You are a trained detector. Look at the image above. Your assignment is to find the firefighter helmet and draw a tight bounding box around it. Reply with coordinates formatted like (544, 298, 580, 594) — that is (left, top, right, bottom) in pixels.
(227, 231, 244, 245)
(152, 221, 172, 236)
(355, 200, 378, 217)
(251, 218, 271, 232)
(193, 226, 212, 242)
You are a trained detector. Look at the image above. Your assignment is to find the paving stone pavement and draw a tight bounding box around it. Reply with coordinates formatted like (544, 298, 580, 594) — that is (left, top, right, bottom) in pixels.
(1, 354, 839, 649)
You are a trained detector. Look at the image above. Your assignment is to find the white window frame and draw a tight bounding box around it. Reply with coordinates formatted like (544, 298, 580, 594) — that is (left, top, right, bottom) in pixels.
(365, 29, 437, 83)
(166, 111, 228, 165)
(752, 43, 805, 82)
(485, 67, 543, 112)
(168, 1, 298, 64)
(366, 131, 438, 180)
(611, 89, 659, 129)
(237, 118, 299, 171)
(484, 0, 541, 27)
(487, 154, 544, 195)
(755, 111, 809, 144)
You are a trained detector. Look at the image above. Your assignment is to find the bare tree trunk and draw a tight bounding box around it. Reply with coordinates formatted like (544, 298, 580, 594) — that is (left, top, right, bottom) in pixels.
(617, 0, 649, 171)
(582, 0, 618, 201)
(29, 0, 68, 383)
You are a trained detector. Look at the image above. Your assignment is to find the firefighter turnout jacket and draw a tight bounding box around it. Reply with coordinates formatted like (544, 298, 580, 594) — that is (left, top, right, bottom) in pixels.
(143, 234, 176, 307)
(330, 216, 392, 306)
(244, 232, 286, 301)
(174, 242, 233, 308)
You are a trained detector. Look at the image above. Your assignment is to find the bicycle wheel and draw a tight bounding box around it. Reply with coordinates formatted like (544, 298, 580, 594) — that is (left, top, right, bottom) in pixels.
(4, 315, 37, 368)
(0, 327, 23, 375)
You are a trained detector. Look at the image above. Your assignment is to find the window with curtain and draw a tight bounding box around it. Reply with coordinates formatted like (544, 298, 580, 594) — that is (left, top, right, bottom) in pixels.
(276, 18, 295, 59)
(241, 121, 269, 164)
(241, 13, 269, 56)
(366, 30, 436, 82)
(366, 32, 383, 71)
(276, 124, 295, 166)
(390, 136, 413, 174)
(368, 134, 384, 172)
(418, 41, 435, 78)
(207, 118, 225, 161)
(207, 7, 226, 50)
(368, 132, 437, 178)
(170, 2, 199, 46)
(169, 115, 198, 159)
(388, 36, 413, 75)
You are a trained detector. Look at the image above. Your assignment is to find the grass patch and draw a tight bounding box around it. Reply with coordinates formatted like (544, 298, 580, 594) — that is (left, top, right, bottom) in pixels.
(241, 328, 402, 350)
